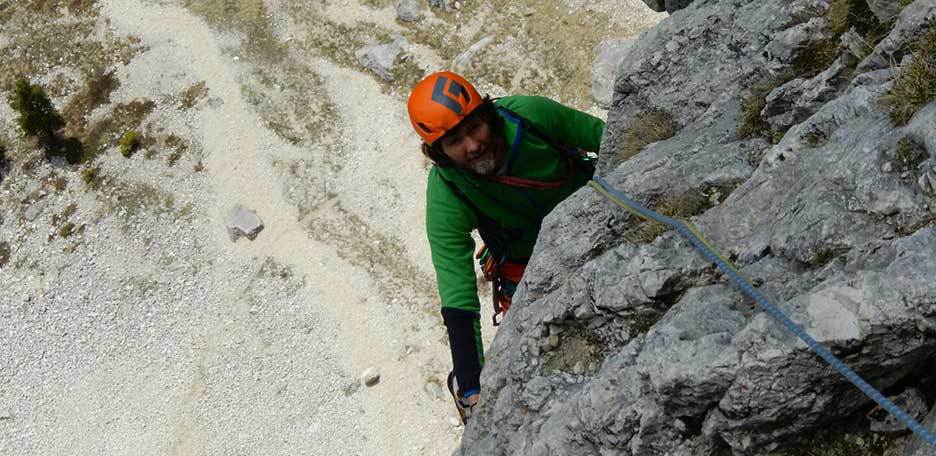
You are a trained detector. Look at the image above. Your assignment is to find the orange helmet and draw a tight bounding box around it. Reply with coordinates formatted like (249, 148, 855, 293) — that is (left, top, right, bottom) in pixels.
(407, 71, 483, 145)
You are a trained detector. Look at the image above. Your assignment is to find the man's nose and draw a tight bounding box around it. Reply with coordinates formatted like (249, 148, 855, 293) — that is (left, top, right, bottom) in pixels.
(463, 136, 481, 155)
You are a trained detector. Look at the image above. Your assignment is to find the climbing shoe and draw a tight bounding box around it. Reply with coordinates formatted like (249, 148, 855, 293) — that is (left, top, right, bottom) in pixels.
(447, 371, 475, 424)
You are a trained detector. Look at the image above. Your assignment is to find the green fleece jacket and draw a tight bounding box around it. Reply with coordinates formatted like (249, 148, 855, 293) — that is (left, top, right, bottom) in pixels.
(426, 95, 605, 314)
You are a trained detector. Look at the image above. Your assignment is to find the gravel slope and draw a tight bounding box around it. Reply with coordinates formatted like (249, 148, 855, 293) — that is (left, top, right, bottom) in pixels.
(0, 0, 664, 454)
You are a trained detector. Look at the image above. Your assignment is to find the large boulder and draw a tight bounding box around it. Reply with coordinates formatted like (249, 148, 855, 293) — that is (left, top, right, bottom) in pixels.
(459, 0, 936, 454)
(591, 37, 637, 109)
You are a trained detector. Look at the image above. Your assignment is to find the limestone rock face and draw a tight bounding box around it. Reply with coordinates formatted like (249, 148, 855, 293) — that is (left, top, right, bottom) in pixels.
(459, 0, 936, 454)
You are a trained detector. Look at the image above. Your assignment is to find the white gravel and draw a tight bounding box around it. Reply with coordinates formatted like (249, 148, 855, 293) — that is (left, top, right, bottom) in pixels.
(0, 0, 664, 454)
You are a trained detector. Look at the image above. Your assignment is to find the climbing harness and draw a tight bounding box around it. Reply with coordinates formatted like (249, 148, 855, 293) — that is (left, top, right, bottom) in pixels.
(588, 176, 936, 449)
(476, 245, 525, 325)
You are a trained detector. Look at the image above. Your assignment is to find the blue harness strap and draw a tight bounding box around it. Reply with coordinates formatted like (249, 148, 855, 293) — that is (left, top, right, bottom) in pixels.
(588, 176, 936, 449)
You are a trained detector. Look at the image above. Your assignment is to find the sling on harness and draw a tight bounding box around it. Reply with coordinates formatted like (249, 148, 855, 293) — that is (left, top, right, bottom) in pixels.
(439, 106, 597, 325)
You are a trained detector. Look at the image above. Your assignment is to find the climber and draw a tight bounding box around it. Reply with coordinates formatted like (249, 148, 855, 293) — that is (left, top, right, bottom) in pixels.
(406, 71, 605, 423)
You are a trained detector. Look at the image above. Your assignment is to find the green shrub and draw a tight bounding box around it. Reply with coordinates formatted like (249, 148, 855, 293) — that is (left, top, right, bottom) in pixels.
(58, 222, 75, 238)
(9, 78, 83, 163)
(119, 130, 142, 157)
(81, 166, 99, 188)
(10, 78, 64, 142)
(880, 28, 936, 125)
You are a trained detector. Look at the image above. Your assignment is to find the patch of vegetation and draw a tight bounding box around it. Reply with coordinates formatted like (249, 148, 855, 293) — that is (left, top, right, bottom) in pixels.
(51, 175, 67, 191)
(807, 245, 850, 269)
(794, 0, 883, 76)
(880, 28, 936, 125)
(81, 166, 99, 188)
(803, 129, 830, 147)
(62, 68, 119, 130)
(184, 0, 286, 63)
(259, 257, 293, 280)
(0, 241, 10, 268)
(51, 203, 78, 227)
(9, 78, 83, 163)
(0, 4, 142, 91)
(82, 98, 155, 158)
(894, 136, 929, 172)
(0, 142, 7, 168)
(618, 109, 677, 162)
(179, 81, 208, 109)
(624, 190, 711, 244)
(11, 78, 64, 143)
(58, 221, 76, 238)
(542, 326, 608, 376)
(164, 134, 189, 166)
(776, 429, 898, 456)
(119, 130, 142, 158)
(738, 79, 785, 140)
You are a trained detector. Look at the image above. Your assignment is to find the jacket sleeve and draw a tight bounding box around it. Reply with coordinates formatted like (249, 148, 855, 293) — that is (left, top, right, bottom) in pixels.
(426, 169, 486, 393)
(518, 96, 605, 154)
(426, 169, 481, 313)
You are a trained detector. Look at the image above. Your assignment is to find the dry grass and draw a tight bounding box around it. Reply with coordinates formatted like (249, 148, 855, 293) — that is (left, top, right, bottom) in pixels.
(63, 68, 120, 130)
(179, 81, 208, 110)
(184, 0, 285, 63)
(624, 191, 710, 244)
(894, 136, 929, 172)
(82, 98, 155, 158)
(737, 79, 784, 140)
(880, 28, 936, 125)
(618, 109, 677, 161)
(795, 0, 882, 75)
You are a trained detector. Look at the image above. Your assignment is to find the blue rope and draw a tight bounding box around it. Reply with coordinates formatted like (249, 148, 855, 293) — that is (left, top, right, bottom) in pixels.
(589, 176, 936, 448)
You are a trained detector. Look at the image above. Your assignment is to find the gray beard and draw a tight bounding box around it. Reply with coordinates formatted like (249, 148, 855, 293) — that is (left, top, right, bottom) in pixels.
(466, 154, 498, 175)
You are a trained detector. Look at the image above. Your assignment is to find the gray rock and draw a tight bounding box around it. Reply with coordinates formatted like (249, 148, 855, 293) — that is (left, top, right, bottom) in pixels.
(23, 200, 46, 222)
(361, 367, 380, 387)
(640, 0, 694, 13)
(867, 388, 928, 433)
(396, 0, 421, 22)
(224, 205, 264, 242)
(458, 0, 936, 454)
(918, 170, 936, 195)
(354, 37, 407, 82)
(867, 0, 907, 23)
(452, 36, 494, 74)
(901, 403, 936, 455)
(592, 37, 636, 109)
(763, 49, 858, 133)
(427, 0, 452, 13)
(424, 380, 444, 400)
(858, 0, 936, 72)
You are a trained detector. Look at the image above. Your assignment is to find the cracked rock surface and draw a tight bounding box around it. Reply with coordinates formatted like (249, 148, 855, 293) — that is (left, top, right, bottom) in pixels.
(461, 1, 936, 454)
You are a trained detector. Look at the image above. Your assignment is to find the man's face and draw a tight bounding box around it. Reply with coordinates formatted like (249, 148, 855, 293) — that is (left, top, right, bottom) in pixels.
(438, 115, 504, 175)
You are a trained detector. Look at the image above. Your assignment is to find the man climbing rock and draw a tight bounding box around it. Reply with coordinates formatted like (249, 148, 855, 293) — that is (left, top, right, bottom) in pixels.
(406, 71, 605, 423)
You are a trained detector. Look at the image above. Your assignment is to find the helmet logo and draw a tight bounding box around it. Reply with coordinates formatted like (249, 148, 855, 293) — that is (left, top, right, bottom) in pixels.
(431, 76, 471, 115)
